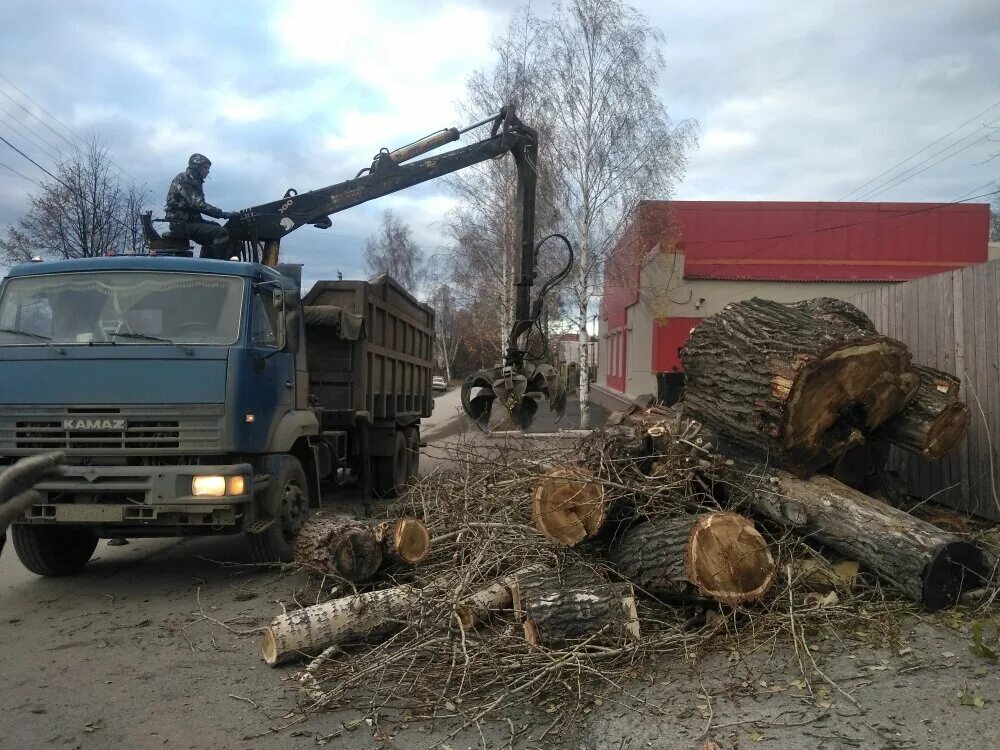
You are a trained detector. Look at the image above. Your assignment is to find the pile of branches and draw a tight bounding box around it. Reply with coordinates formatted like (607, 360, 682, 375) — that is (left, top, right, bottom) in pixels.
(259, 297, 999, 734)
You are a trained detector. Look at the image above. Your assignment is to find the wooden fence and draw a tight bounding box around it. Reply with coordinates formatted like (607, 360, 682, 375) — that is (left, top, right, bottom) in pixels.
(850, 261, 1000, 520)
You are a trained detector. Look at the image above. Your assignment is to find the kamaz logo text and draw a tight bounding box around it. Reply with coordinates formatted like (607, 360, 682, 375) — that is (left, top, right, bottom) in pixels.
(62, 418, 127, 431)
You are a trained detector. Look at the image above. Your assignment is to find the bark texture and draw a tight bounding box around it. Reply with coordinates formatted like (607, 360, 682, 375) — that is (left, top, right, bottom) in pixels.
(295, 514, 430, 580)
(531, 466, 608, 546)
(751, 470, 988, 610)
(609, 512, 775, 605)
(520, 584, 640, 646)
(454, 564, 550, 630)
(874, 364, 970, 459)
(294, 513, 383, 581)
(681, 297, 920, 476)
(262, 584, 423, 666)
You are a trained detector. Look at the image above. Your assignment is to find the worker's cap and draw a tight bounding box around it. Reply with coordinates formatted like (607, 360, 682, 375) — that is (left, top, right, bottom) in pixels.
(188, 153, 212, 170)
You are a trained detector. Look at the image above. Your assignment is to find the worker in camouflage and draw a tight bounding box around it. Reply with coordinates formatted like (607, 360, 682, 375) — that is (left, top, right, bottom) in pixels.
(165, 154, 236, 260)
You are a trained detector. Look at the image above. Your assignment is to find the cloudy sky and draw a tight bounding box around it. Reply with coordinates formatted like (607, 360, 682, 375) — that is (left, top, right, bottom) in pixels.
(0, 0, 997, 284)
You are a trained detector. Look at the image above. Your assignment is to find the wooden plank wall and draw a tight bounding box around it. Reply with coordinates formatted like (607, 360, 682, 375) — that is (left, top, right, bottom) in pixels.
(850, 261, 1000, 520)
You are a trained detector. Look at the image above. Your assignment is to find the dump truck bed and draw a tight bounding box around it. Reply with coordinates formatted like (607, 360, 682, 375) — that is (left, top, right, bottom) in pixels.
(302, 275, 434, 427)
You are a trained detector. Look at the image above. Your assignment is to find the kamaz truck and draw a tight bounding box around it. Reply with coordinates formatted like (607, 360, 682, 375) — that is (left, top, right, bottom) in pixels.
(0, 106, 569, 575)
(0, 257, 433, 573)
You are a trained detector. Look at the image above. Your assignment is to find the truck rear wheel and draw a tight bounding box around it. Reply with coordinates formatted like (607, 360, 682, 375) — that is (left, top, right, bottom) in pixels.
(11, 524, 98, 577)
(247, 457, 310, 564)
(373, 430, 408, 498)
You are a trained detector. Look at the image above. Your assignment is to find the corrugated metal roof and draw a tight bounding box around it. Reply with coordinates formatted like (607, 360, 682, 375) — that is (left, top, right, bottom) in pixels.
(670, 200, 989, 282)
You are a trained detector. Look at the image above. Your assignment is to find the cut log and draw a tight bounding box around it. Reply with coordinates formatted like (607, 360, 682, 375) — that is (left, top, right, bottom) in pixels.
(531, 466, 609, 546)
(520, 583, 640, 647)
(681, 297, 920, 476)
(750, 470, 988, 610)
(294, 513, 383, 581)
(609, 512, 775, 605)
(874, 364, 970, 460)
(376, 517, 430, 565)
(294, 513, 430, 581)
(454, 564, 550, 630)
(262, 584, 423, 666)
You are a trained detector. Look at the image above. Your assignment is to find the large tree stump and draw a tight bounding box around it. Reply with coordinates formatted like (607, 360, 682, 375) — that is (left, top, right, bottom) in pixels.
(681, 297, 920, 476)
(609, 512, 775, 605)
(874, 364, 970, 460)
(750, 470, 988, 609)
(531, 467, 609, 546)
(294, 514, 430, 581)
(519, 583, 640, 647)
(262, 584, 423, 666)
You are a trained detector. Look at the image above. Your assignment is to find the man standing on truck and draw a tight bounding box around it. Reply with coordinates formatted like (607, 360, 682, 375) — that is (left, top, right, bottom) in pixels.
(165, 153, 236, 260)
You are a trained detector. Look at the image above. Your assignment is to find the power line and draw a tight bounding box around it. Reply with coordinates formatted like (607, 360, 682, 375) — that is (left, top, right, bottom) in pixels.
(0, 114, 63, 164)
(0, 75, 142, 184)
(0, 133, 62, 184)
(837, 97, 1000, 201)
(0, 74, 87, 148)
(0, 103, 69, 159)
(0, 160, 44, 187)
(0, 86, 79, 153)
(854, 115, 1000, 201)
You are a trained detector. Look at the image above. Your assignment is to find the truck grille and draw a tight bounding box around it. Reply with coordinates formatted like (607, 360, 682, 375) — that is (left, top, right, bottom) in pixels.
(0, 405, 224, 454)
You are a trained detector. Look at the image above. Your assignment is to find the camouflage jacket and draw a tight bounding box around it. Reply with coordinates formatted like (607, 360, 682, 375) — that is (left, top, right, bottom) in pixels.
(164, 168, 226, 223)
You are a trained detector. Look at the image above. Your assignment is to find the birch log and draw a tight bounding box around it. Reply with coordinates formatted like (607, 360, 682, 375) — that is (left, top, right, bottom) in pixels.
(262, 584, 423, 666)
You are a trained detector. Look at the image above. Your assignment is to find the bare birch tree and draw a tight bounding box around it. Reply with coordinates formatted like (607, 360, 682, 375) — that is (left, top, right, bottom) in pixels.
(429, 284, 462, 381)
(364, 208, 427, 294)
(446, 6, 565, 364)
(541, 0, 696, 427)
(1, 140, 148, 263)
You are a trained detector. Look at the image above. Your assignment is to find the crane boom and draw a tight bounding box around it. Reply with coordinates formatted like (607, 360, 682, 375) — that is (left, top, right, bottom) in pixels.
(226, 106, 568, 430)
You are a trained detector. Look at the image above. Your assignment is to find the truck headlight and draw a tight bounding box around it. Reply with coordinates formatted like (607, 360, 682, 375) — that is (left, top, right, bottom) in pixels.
(192, 475, 227, 497)
(227, 476, 246, 495)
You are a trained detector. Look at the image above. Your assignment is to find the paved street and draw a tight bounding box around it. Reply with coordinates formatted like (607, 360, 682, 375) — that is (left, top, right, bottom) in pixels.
(1, 399, 998, 749)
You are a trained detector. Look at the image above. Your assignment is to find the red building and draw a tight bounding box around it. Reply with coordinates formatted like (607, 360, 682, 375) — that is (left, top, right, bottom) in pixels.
(595, 200, 993, 405)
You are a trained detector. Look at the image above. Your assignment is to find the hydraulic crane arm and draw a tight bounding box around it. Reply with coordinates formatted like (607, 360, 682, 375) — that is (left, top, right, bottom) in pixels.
(228, 107, 569, 430)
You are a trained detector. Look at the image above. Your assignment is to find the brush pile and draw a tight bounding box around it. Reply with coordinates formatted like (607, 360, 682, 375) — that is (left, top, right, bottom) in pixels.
(261, 297, 997, 734)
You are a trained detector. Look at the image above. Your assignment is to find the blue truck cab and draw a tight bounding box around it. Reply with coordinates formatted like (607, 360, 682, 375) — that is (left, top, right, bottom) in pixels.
(0, 255, 434, 575)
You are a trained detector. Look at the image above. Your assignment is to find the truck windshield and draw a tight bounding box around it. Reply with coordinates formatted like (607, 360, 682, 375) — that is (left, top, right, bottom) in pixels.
(0, 271, 245, 346)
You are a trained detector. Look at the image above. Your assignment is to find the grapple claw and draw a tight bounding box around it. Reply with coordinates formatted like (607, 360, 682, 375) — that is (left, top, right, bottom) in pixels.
(461, 363, 567, 431)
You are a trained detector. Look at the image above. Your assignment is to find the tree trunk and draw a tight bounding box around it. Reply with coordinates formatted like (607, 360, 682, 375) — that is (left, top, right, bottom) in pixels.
(579, 312, 591, 430)
(519, 584, 640, 647)
(531, 466, 608, 546)
(874, 364, 970, 460)
(750, 470, 988, 610)
(294, 513, 430, 581)
(609, 512, 775, 605)
(681, 297, 920, 476)
(261, 584, 423, 666)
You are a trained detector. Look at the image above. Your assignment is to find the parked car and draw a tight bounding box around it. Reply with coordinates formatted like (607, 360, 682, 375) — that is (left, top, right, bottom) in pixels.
(432, 376, 448, 391)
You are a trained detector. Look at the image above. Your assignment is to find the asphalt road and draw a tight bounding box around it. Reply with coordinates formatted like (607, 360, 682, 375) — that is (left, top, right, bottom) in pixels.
(2, 404, 998, 749)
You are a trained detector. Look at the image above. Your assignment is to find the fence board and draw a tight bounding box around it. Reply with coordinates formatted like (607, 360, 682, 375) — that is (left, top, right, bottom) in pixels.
(851, 261, 1000, 520)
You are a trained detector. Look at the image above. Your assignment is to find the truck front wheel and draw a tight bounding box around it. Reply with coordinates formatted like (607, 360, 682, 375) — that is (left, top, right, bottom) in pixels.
(11, 524, 98, 576)
(247, 457, 310, 564)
